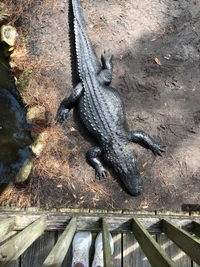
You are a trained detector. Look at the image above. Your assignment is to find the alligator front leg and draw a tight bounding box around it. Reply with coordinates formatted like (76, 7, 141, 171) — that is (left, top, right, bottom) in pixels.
(56, 83, 83, 122)
(129, 130, 165, 156)
(87, 146, 107, 180)
(98, 50, 113, 85)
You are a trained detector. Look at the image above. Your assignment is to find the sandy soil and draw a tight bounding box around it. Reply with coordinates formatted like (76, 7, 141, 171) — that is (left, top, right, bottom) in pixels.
(3, 0, 200, 211)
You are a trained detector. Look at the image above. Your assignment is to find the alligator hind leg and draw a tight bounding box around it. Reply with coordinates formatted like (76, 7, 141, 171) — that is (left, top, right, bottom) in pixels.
(56, 82, 83, 122)
(87, 146, 107, 180)
(98, 50, 113, 85)
(129, 130, 165, 156)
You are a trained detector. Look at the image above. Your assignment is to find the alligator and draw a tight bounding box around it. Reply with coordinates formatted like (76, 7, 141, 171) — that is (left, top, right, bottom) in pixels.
(56, 0, 165, 195)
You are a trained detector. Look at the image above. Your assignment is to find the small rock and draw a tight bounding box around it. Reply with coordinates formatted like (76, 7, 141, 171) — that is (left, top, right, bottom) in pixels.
(30, 131, 48, 157)
(27, 106, 46, 123)
(15, 159, 33, 183)
(1, 25, 18, 46)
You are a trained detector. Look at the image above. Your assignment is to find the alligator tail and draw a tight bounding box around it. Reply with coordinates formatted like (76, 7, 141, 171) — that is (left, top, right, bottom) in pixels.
(71, 0, 101, 77)
(72, 0, 86, 31)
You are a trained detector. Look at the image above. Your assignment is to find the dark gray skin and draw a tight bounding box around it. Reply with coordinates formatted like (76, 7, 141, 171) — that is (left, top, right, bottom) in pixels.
(56, 0, 165, 195)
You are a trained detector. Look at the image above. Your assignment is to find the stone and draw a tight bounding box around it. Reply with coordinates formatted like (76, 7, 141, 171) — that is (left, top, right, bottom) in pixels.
(1, 25, 18, 46)
(15, 159, 33, 183)
(30, 131, 48, 157)
(26, 106, 46, 123)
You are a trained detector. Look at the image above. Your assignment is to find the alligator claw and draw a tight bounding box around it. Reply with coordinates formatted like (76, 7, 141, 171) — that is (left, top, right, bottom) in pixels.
(56, 106, 69, 122)
(96, 167, 107, 180)
(101, 50, 113, 62)
(152, 144, 166, 157)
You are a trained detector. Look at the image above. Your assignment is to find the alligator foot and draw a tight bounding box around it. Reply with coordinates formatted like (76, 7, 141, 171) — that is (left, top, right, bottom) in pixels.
(150, 143, 165, 156)
(56, 106, 69, 122)
(95, 166, 107, 180)
(56, 83, 84, 122)
(129, 130, 165, 156)
(87, 146, 106, 180)
(101, 50, 113, 64)
(98, 50, 114, 85)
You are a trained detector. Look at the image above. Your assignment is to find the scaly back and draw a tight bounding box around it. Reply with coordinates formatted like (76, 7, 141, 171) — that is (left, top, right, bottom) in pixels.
(72, 0, 101, 78)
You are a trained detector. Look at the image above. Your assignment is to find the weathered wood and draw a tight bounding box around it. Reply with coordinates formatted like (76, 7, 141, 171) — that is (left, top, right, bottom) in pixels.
(0, 215, 47, 267)
(163, 219, 200, 265)
(0, 208, 199, 267)
(58, 231, 73, 267)
(21, 232, 55, 267)
(90, 209, 108, 214)
(157, 233, 192, 267)
(0, 231, 18, 247)
(123, 232, 151, 267)
(132, 219, 177, 267)
(6, 260, 20, 267)
(102, 217, 113, 267)
(42, 217, 76, 267)
(192, 221, 200, 237)
(0, 217, 16, 240)
(112, 233, 122, 267)
(0, 209, 199, 233)
(157, 211, 190, 216)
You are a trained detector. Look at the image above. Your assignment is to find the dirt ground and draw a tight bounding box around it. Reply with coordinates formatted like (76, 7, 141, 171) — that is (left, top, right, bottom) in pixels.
(2, 0, 200, 211)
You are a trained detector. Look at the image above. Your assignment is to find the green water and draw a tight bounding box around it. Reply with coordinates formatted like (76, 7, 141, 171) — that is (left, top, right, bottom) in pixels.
(0, 44, 32, 183)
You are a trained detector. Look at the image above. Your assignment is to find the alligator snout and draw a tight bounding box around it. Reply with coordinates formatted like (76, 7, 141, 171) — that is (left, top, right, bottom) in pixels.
(120, 171, 143, 196)
(130, 184, 143, 196)
(129, 177, 143, 196)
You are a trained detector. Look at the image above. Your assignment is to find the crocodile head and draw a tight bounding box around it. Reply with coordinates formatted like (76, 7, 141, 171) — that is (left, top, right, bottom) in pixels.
(104, 143, 143, 196)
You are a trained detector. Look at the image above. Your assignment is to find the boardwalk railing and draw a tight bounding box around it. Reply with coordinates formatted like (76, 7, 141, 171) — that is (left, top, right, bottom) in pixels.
(0, 209, 200, 266)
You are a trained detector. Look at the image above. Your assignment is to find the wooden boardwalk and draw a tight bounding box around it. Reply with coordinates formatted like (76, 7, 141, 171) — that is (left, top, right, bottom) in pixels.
(0, 208, 200, 267)
(4, 232, 199, 267)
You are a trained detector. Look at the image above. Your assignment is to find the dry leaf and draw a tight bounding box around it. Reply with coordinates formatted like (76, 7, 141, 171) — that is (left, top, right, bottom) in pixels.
(142, 162, 148, 168)
(154, 57, 162, 65)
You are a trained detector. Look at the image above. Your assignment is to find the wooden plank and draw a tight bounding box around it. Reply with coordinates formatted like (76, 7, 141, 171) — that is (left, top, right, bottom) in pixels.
(132, 219, 177, 267)
(157, 234, 192, 267)
(0, 217, 16, 240)
(163, 219, 200, 265)
(90, 209, 108, 214)
(102, 217, 113, 267)
(0, 219, 19, 267)
(0, 231, 18, 246)
(0, 215, 47, 267)
(21, 232, 55, 267)
(157, 211, 190, 216)
(29, 215, 197, 233)
(193, 221, 200, 237)
(6, 260, 20, 267)
(0, 209, 199, 233)
(42, 217, 76, 267)
(123, 232, 151, 267)
(59, 231, 72, 267)
(113, 233, 122, 267)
